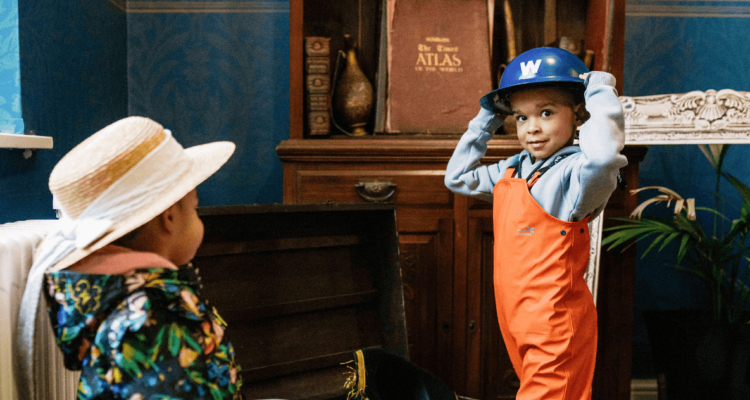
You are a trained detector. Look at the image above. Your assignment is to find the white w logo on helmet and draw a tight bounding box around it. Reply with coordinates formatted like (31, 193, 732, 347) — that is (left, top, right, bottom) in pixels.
(520, 59, 542, 77)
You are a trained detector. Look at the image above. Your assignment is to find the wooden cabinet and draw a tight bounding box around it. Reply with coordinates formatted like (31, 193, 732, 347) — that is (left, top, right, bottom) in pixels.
(279, 1, 644, 399)
(278, 139, 647, 399)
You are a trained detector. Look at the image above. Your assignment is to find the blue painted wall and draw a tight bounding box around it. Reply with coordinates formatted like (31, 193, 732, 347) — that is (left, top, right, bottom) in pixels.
(623, 0, 750, 378)
(0, 0, 289, 224)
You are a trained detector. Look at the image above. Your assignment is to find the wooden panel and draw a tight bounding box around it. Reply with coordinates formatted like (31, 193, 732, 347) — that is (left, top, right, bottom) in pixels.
(465, 217, 488, 399)
(276, 137, 525, 163)
(586, 0, 626, 94)
(398, 218, 454, 388)
(461, 217, 520, 400)
(451, 194, 469, 393)
(296, 169, 451, 206)
(245, 366, 349, 400)
(235, 305, 383, 380)
(289, 0, 304, 139)
(195, 204, 406, 400)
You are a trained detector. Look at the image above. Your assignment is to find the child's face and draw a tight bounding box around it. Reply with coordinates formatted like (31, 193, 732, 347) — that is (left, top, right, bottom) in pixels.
(510, 87, 579, 160)
(170, 189, 204, 266)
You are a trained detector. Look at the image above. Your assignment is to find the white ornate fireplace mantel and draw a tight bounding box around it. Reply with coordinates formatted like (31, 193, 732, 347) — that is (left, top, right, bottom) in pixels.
(621, 89, 750, 144)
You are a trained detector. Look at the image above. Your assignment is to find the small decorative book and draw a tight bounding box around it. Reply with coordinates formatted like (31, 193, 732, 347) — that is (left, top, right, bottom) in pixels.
(304, 37, 331, 136)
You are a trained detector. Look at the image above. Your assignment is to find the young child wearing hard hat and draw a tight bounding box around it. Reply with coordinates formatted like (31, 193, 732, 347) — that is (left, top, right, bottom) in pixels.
(445, 47, 627, 400)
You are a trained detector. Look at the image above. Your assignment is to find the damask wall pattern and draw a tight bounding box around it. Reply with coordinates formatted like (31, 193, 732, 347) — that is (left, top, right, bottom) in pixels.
(0, 0, 288, 223)
(126, 1, 290, 207)
(108, 0, 289, 13)
(627, 0, 750, 17)
(623, 0, 750, 378)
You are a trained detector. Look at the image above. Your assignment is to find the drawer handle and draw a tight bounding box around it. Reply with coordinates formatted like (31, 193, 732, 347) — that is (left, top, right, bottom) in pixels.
(355, 181, 397, 202)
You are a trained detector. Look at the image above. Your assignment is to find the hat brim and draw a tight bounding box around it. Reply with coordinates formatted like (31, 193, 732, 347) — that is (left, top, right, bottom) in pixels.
(480, 79, 585, 113)
(47, 141, 235, 272)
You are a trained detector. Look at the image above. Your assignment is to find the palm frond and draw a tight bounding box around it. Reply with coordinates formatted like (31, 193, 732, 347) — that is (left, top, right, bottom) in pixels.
(722, 171, 750, 206)
(631, 186, 684, 198)
(695, 207, 730, 222)
(603, 144, 750, 323)
(686, 198, 696, 220)
(698, 144, 728, 169)
(659, 232, 682, 252)
(677, 234, 693, 266)
(628, 186, 695, 220)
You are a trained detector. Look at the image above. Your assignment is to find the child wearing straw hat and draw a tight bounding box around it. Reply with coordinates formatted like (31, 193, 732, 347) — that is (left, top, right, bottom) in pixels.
(16, 116, 242, 399)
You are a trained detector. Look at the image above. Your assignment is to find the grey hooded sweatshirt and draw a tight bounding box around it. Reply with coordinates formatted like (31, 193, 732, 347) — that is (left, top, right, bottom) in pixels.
(444, 71, 628, 221)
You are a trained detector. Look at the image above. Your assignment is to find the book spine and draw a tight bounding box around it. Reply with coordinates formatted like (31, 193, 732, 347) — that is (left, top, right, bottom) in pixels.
(304, 37, 331, 136)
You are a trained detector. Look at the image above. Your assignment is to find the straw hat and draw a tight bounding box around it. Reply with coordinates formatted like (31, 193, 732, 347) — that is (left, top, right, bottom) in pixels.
(46, 116, 235, 271)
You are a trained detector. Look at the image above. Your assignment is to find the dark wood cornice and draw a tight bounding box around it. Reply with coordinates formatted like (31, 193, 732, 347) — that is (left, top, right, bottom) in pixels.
(276, 137, 648, 164)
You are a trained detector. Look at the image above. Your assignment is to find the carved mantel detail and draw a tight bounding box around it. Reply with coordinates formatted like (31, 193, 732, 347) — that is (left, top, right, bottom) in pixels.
(620, 89, 750, 144)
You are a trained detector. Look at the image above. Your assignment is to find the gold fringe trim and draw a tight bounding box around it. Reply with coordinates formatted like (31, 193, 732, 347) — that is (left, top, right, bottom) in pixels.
(343, 350, 368, 400)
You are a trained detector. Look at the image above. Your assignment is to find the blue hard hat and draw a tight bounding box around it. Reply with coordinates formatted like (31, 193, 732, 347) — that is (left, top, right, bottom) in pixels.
(480, 47, 589, 113)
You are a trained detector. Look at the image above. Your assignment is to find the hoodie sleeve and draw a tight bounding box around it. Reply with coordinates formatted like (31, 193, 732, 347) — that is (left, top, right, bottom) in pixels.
(566, 71, 628, 219)
(444, 108, 509, 202)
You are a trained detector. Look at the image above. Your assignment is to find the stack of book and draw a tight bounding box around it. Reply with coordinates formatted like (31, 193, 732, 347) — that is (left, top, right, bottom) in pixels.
(304, 37, 331, 136)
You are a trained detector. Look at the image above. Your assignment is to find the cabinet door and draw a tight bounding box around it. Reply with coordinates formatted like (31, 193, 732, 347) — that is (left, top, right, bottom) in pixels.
(465, 215, 520, 400)
(398, 216, 454, 387)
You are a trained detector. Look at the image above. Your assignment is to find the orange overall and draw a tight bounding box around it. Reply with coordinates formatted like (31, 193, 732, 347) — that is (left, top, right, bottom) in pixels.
(493, 163, 598, 400)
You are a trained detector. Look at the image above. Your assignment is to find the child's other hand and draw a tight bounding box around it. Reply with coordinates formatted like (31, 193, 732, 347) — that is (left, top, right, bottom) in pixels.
(474, 107, 506, 133)
(579, 73, 589, 81)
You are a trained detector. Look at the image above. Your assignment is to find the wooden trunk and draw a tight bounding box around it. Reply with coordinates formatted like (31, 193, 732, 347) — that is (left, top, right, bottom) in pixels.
(195, 203, 408, 400)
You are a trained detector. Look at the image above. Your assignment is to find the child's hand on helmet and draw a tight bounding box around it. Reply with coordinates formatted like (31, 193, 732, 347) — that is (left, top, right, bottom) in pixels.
(494, 98, 513, 117)
(579, 73, 589, 81)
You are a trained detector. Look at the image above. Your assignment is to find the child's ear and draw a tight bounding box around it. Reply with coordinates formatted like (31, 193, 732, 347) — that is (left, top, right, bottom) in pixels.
(156, 205, 178, 234)
(573, 103, 590, 126)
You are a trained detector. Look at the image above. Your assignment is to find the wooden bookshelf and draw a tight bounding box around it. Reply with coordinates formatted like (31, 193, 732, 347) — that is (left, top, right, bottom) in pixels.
(279, 1, 643, 399)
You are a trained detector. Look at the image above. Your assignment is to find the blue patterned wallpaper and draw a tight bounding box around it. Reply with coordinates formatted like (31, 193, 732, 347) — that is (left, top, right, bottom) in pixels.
(623, 0, 750, 378)
(126, 2, 290, 207)
(0, 0, 22, 134)
(0, 0, 289, 223)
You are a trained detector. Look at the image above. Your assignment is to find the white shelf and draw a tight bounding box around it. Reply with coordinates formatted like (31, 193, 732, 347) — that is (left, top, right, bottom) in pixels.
(0, 133, 53, 149)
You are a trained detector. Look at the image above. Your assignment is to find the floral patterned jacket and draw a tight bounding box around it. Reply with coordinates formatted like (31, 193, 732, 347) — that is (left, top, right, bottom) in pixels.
(44, 256, 243, 400)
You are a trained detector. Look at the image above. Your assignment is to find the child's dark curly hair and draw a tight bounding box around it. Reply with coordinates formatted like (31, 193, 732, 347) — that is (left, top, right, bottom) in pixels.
(498, 83, 590, 124)
(493, 83, 590, 139)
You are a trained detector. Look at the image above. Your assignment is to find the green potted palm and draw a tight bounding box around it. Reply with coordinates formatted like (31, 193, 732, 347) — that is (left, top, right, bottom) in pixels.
(603, 144, 750, 400)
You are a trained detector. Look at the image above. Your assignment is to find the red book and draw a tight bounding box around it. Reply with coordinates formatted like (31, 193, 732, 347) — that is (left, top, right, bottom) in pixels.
(386, 0, 492, 134)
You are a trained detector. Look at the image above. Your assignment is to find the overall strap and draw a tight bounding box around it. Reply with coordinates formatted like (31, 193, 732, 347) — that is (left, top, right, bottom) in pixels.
(508, 153, 573, 187)
(533, 153, 573, 180)
(526, 171, 542, 187)
(509, 152, 628, 191)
